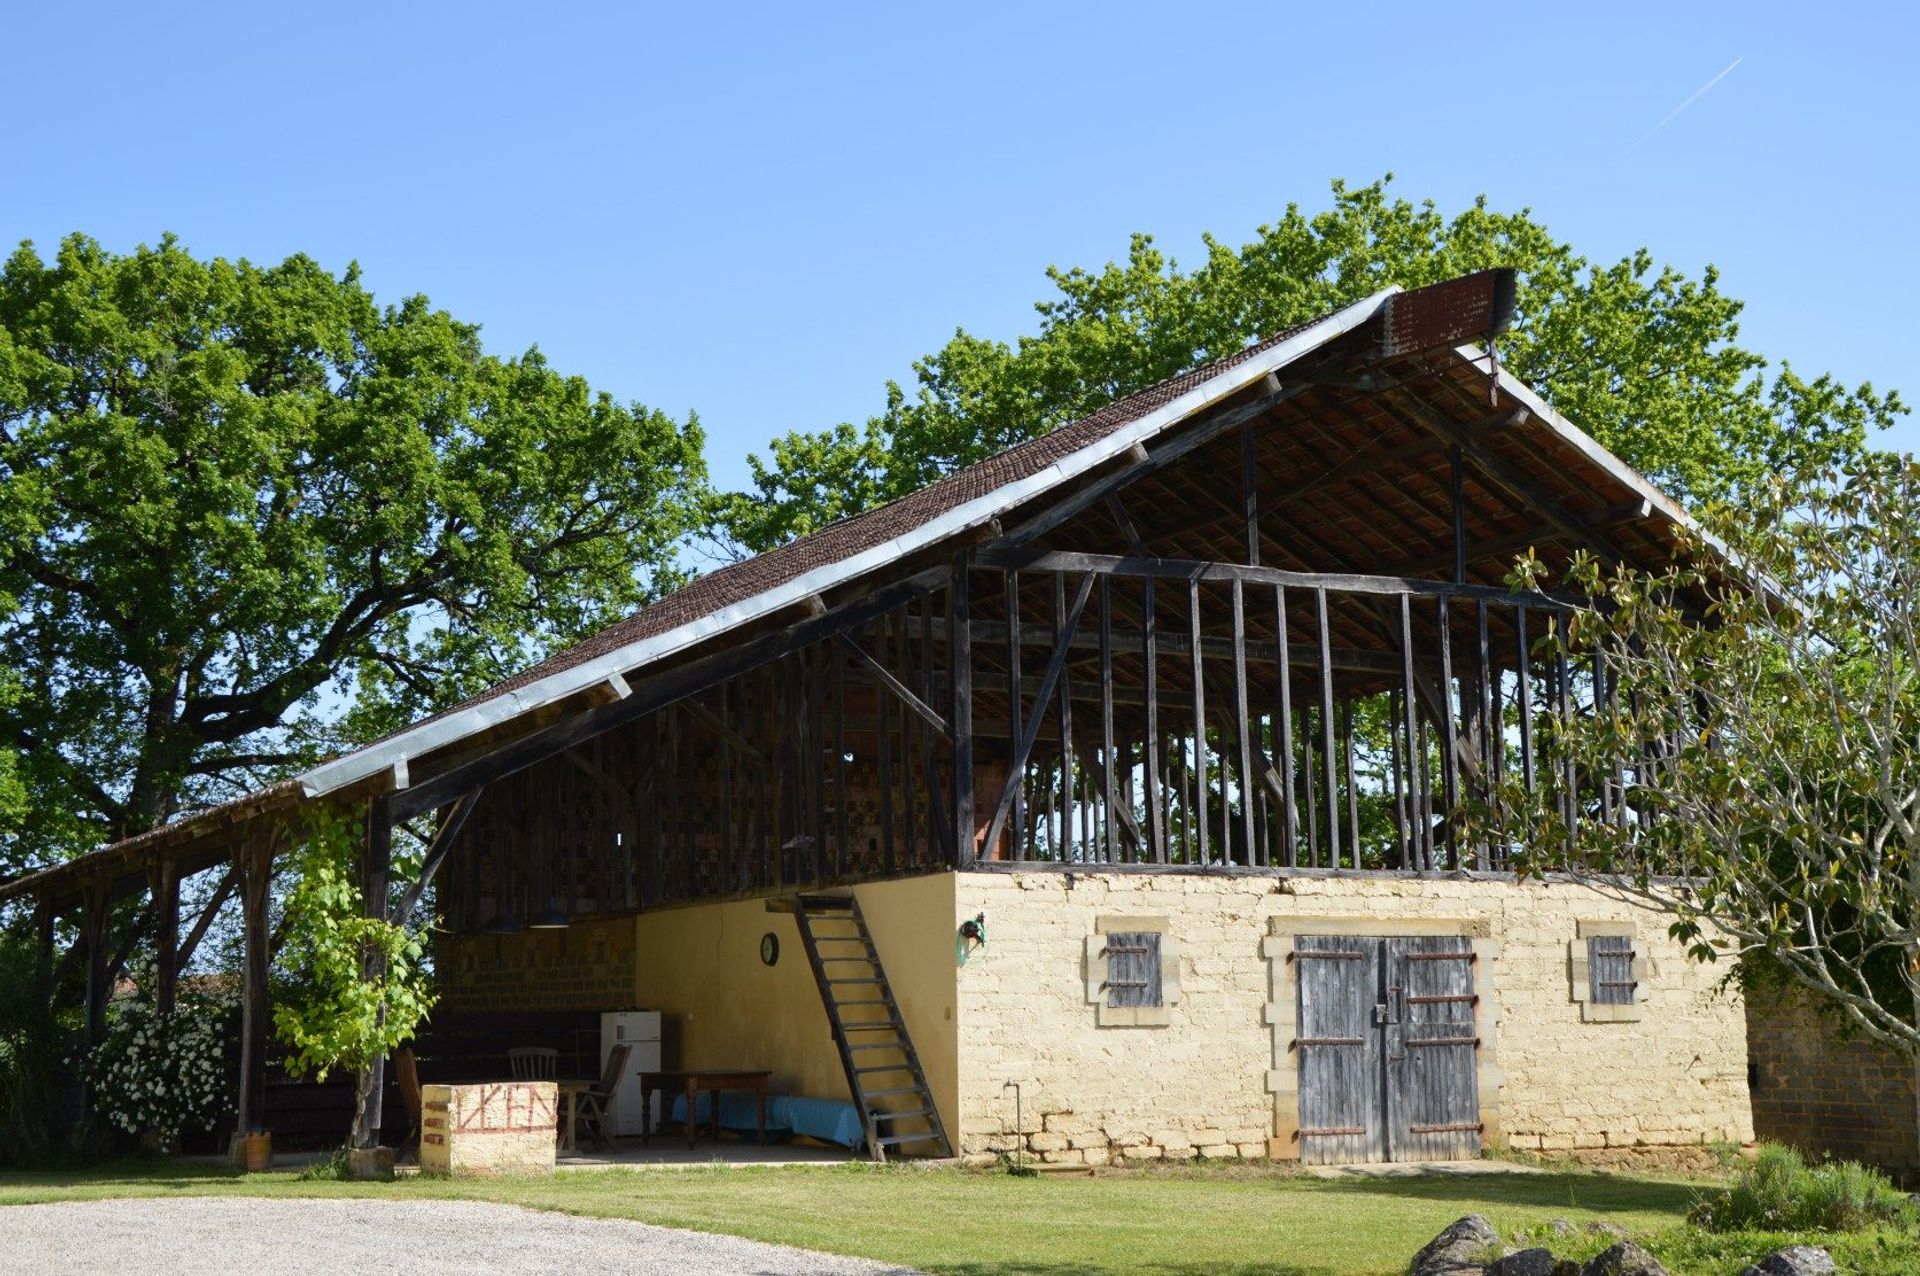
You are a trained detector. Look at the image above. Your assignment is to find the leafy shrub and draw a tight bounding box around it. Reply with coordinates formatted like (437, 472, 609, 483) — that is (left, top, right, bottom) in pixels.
(80, 979, 234, 1150)
(1691, 1143, 1914, 1233)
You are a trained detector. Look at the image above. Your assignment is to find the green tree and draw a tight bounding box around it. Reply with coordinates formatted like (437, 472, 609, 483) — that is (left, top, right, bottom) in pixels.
(1494, 455, 1920, 1050)
(272, 805, 433, 1149)
(0, 234, 708, 872)
(718, 177, 1901, 552)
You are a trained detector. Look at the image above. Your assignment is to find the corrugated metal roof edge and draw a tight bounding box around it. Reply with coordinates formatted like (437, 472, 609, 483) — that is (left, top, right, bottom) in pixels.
(294, 287, 1400, 800)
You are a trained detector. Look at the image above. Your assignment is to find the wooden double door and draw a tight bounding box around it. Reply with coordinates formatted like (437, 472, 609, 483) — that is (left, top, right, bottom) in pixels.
(1294, 934, 1481, 1164)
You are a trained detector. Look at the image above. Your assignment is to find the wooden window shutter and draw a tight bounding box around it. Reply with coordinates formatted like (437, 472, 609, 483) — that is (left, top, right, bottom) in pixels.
(1587, 934, 1636, 1005)
(1106, 931, 1163, 1009)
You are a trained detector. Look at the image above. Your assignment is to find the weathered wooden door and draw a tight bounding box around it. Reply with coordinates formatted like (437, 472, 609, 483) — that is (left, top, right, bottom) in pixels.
(1382, 936, 1481, 1161)
(1295, 935, 1384, 1164)
(1295, 935, 1479, 1165)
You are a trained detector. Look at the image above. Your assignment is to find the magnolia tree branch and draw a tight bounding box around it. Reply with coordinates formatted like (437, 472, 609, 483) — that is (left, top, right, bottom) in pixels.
(1485, 455, 1920, 1054)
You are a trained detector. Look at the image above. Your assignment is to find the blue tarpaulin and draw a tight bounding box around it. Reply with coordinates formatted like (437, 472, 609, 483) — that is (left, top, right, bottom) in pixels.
(666, 1092, 866, 1151)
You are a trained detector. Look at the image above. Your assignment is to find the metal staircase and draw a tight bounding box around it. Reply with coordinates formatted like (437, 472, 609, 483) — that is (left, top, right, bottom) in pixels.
(792, 893, 952, 1161)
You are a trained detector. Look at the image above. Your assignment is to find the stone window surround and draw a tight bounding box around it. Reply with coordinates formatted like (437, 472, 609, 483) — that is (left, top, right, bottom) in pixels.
(1570, 919, 1651, 1023)
(1084, 915, 1182, 1026)
(1260, 916, 1505, 1161)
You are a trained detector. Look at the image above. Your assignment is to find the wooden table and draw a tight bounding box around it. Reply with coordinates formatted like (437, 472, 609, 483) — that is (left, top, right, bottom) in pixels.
(639, 1070, 771, 1149)
(555, 1079, 594, 1154)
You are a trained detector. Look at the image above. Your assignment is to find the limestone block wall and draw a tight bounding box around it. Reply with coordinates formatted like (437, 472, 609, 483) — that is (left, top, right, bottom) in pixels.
(952, 869, 1752, 1167)
(1747, 985, 1919, 1176)
(420, 1081, 558, 1175)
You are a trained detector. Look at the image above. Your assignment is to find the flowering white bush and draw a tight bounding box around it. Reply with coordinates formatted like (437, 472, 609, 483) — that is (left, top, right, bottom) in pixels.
(81, 987, 233, 1149)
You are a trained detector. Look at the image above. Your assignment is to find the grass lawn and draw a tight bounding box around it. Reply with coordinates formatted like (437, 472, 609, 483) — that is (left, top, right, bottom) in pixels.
(1, 1158, 1914, 1275)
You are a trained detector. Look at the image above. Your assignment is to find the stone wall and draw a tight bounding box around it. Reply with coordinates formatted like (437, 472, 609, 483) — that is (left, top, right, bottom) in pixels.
(436, 915, 638, 1014)
(952, 869, 1752, 1167)
(1747, 985, 1919, 1176)
(419, 1081, 558, 1175)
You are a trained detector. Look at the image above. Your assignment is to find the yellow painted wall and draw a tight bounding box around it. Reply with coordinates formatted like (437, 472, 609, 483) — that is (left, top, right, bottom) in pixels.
(629, 872, 959, 1138)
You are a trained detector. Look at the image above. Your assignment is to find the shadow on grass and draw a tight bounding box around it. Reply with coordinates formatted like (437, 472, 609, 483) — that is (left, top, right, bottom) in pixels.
(1286, 1169, 1701, 1219)
(925, 1258, 1328, 1266)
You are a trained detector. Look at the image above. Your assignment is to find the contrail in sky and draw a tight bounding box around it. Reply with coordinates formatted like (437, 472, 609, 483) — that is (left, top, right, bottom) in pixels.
(1631, 56, 1743, 150)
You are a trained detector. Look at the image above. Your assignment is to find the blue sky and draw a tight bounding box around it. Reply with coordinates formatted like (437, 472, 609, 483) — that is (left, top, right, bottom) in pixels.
(7, 2, 1916, 489)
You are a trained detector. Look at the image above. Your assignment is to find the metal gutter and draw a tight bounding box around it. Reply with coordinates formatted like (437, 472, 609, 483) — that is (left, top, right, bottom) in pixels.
(295, 288, 1400, 800)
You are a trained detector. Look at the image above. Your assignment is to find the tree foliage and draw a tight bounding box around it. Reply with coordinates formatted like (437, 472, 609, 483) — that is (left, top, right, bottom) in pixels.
(0, 234, 708, 870)
(718, 177, 1901, 553)
(272, 805, 433, 1145)
(1494, 454, 1920, 1051)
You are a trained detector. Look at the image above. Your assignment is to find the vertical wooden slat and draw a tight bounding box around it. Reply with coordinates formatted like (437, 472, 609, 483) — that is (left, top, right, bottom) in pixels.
(1437, 595, 1459, 871)
(896, 611, 919, 866)
(1001, 570, 1025, 860)
(1143, 576, 1165, 863)
(1400, 594, 1423, 869)
(1187, 578, 1208, 864)
(832, 641, 848, 877)
(1231, 578, 1255, 868)
(1056, 574, 1075, 860)
(1275, 585, 1297, 866)
(1303, 705, 1320, 867)
(879, 617, 898, 874)
(1390, 688, 1408, 868)
(1316, 587, 1339, 870)
(926, 591, 952, 865)
(1342, 699, 1360, 868)
(1100, 574, 1117, 863)
(952, 562, 974, 868)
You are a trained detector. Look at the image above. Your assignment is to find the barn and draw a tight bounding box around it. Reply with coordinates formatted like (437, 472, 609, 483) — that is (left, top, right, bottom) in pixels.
(0, 268, 1754, 1168)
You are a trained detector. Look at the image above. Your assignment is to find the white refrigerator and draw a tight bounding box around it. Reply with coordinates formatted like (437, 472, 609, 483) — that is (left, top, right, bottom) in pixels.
(599, 1011, 663, 1137)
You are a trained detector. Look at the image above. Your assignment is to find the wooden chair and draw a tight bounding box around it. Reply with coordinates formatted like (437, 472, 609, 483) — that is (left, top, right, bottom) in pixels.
(570, 1042, 631, 1152)
(393, 1046, 422, 1152)
(508, 1047, 558, 1080)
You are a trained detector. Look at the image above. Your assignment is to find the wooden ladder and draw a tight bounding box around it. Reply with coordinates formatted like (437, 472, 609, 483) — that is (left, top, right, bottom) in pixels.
(793, 893, 952, 1161)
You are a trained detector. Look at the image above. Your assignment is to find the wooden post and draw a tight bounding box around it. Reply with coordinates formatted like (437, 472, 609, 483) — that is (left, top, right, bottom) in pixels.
(1274, 585, 1297, 866)
(354, 797, 393, 1150)
(1188, 578, 1208, 864)
(151, 858, 180, 1018)
(1142, 576, 1165, 862)
(82, 883, 110, 1054)
(1437, 596, 1460, 870)
(951, 559, 974, 868)
(1231, 579, 1255, 867)
(1316, 587, 1339, 869)
(237, 836, 272, 1137)
(1400, 594, 1425, 870)
(877, 618, 897, 871)
(1006, 570, 1026, 860)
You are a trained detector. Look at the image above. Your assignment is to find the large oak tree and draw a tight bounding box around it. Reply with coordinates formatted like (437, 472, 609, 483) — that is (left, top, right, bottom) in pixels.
(0, 234, 707, 872)
(718, 177, 1901, 554)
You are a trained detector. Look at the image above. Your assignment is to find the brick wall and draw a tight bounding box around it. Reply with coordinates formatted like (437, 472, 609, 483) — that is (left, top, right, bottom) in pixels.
(953, 870, 1753, 1168)
(436, 915, 637, 1014)
(1747, 986, 1918, 1174)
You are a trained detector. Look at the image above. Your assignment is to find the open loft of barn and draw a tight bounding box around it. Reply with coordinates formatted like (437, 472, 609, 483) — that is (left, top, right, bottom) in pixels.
(0, 268, 1754, 1168)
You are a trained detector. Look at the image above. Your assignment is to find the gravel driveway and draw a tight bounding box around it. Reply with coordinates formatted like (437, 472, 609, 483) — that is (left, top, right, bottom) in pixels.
(0, 1197, 924, 1275)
